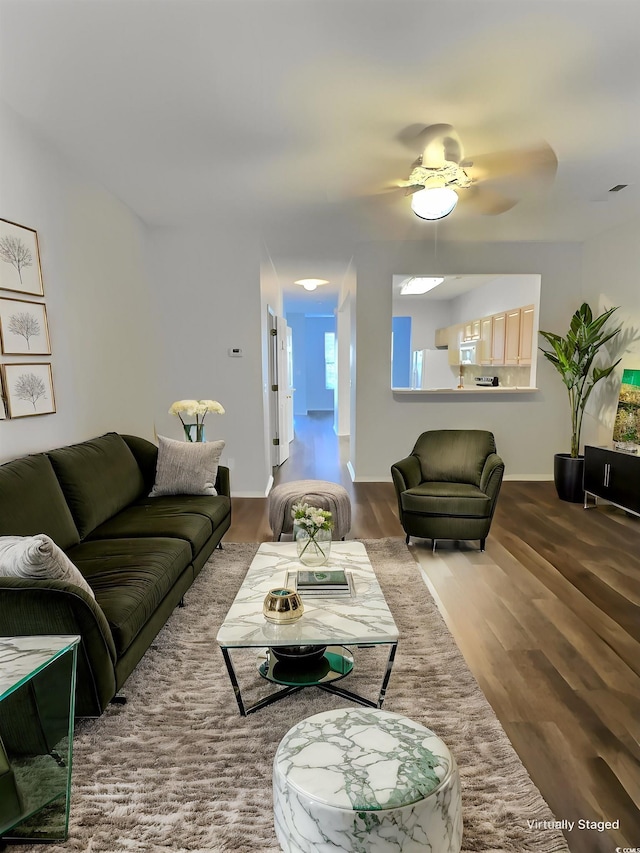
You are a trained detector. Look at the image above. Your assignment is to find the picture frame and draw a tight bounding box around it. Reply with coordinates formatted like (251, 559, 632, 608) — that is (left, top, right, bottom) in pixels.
(0, 372, 6, 420)
(2, 362, 56, 418)
(0, 218, 44, 296)
(0, 297, 51, 355)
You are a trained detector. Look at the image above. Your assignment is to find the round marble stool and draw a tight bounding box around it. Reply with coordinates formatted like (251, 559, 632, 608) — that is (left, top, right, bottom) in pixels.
(273, 707, 463, 853)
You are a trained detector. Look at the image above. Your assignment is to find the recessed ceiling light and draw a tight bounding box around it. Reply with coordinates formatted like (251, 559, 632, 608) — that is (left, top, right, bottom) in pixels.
(295, 278, 330, 291)
(400, 277, 444, 295)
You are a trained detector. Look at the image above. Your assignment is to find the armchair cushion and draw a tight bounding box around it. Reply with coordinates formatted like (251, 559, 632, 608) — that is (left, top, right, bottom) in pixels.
(400, 483, 492, 518)
(413, 429, 497, 486)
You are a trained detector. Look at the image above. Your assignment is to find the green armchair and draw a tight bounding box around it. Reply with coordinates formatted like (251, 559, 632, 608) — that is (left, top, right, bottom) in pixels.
(391, 430, 504, 551)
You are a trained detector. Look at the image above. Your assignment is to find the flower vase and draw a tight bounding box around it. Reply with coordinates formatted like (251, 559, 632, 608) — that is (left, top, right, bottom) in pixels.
(183, 424, 206, 442)
(295, 529, 332, 567)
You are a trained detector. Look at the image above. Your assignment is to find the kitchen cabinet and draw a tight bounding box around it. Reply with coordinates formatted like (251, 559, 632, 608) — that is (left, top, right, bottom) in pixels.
(584, 445, 640, 516)
(462, 319, 480, 342)
(491, 313, 506, 364)
(434, 327, 449, 348)
(504, 309, 521, 365)
(448, 324, 463, 366)
(518, 305, 535, 365)
(479, 317, 492, 365)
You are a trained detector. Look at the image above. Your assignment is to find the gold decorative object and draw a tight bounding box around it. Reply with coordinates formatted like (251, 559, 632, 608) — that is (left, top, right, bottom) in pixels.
(262, 588, 304, 624)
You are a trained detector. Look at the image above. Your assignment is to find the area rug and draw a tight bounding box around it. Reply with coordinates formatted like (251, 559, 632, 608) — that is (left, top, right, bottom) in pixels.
(7, 540, 569, 853)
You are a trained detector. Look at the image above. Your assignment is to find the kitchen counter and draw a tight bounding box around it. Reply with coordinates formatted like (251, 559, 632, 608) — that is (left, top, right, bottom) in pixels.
(392, 386, 539, 395)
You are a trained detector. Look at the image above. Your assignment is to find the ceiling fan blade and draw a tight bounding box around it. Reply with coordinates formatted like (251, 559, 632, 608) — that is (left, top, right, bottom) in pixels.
(397, 123, 463, 167)
(458, 185, 518, 215)
(466, 141, 558, 185)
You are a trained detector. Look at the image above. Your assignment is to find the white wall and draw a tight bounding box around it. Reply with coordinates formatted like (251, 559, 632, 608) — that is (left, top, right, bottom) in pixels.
(450, 274, 540, 324)
(145, 222, 269, 496)
(352, 240, 585, 481)
(581, 215, 640, 447)
(0, 104, 157, 462)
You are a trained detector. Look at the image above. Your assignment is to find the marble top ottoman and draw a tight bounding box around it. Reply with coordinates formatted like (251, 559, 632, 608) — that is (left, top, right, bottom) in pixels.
(273, 707, 463, 853)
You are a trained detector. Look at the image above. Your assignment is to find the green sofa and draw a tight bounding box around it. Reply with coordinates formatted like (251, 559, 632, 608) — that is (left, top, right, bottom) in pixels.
(0, 432, 231, 716)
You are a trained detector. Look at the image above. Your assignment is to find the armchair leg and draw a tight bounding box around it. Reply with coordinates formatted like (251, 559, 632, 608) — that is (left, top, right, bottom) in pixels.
(405, 534, 410, 545)
(480, 538, 486, 552)
(432, 539, 437, 553)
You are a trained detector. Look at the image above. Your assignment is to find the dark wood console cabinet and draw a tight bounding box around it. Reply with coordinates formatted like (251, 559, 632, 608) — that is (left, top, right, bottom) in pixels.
(583, 445, 640, 517)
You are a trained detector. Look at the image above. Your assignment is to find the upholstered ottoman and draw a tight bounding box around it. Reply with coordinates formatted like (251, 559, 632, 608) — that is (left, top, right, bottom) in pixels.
(273, 707, 463, 853)
(267, 480, 351, 541)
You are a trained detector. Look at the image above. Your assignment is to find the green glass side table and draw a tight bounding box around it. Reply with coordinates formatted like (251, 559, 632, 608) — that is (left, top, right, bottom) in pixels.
(0, 635, 80, 843)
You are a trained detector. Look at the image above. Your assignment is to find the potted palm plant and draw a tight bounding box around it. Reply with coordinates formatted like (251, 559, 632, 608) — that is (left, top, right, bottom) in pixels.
(539, 302, 622, 502)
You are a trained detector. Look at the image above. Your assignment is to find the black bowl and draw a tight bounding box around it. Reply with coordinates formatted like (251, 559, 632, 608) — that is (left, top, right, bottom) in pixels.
(270, 645, 327, 663)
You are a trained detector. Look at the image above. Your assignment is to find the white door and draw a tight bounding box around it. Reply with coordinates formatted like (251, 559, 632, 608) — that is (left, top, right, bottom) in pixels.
(276, 316, 292, 466)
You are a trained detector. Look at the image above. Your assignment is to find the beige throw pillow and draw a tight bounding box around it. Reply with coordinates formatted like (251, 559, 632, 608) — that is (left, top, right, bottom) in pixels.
(0, 534, 95, 599)
(149, 435, 225, 497)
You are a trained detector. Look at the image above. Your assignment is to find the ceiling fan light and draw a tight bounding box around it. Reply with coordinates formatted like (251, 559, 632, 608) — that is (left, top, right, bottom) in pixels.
(411, 187, 458, 221)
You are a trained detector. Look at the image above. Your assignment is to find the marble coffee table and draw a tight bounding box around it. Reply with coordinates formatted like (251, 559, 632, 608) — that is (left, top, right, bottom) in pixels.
(216, 541, 399, 716)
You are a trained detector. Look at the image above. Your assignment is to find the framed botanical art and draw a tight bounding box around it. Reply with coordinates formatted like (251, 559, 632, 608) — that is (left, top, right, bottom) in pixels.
(2, 363, 56, 418)
(0, 297, 51, 355)
(0, 218, 44, 296)
(0, 374, 6, 420)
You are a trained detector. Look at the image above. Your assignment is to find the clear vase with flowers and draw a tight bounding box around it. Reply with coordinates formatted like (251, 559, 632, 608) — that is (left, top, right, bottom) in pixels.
(291, 503, 334, 566)
(169, 399, 225, 442)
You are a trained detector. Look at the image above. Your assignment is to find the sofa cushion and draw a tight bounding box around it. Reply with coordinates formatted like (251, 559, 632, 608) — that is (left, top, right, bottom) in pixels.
(0, 454, 80, 550)
(87, 506, 214, 557)
(149, 435, 225, 497)
(0, 534, 95, 598)
(67, 537, 192, 655)
(47, 433, 146, 539)
(401, 482, 492, 518)
(133, 494, 231, 529)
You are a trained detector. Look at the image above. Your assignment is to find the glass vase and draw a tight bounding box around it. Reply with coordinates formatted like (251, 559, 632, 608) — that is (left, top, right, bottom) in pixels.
(295, 529, 332, 567)
(183, 423, 206, 442)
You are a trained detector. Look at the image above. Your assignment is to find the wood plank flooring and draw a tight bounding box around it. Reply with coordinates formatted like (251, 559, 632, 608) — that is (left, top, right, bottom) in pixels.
(227, 413, 640, 853)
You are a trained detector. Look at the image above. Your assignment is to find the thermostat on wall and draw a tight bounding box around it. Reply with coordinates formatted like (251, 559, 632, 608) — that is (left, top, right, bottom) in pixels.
(228, 347, 243, 357)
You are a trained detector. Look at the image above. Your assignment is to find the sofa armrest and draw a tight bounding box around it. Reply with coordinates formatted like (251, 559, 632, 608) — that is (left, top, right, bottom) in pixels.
(391, 455, 422, 492)
(0, 578, 118, 717)
(121, 434, 159, 493)
(480, 453, 505, 506)
(215, 465, 230, 498)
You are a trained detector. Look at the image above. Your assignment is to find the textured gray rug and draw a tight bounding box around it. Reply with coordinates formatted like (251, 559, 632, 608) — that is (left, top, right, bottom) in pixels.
(7, 540, 569, 852)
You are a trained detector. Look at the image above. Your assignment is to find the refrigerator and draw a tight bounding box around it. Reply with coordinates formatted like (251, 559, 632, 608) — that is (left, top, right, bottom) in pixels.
(411, 349, 455, 389)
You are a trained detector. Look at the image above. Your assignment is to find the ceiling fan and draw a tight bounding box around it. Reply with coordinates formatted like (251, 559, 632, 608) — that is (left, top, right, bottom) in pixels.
(393, 123, 557, 220)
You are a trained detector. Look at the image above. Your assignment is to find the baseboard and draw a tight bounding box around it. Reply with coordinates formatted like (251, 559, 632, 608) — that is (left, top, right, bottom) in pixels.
(503, 474, 553, 481)
(264, 475, 274, 497)
(347, 461, 356, 482)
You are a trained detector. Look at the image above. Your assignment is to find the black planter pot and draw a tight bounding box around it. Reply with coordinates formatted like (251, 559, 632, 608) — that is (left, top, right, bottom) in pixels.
(554, 453, 585, 503)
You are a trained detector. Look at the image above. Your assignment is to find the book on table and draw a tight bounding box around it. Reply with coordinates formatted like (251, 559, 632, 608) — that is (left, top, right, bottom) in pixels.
(285, 569, 353, 596)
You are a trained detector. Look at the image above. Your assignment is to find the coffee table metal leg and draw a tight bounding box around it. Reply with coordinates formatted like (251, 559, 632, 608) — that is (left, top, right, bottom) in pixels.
(317, 641, 398, 709)
(221, 647, 304, 716)
(221, 647, 247, 716)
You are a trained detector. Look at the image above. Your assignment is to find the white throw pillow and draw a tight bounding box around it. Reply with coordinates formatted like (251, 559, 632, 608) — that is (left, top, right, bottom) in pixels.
(0, 534, 95, 599)
(149, 435, 225, 497)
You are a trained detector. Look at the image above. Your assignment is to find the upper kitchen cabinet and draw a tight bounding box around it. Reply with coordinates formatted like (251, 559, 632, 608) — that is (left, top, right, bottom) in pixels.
(518, 305, 535, 366)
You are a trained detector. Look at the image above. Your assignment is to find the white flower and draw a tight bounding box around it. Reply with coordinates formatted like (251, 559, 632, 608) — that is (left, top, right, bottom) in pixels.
(199, 399, 225, 414)
(169, 398, 225, 420)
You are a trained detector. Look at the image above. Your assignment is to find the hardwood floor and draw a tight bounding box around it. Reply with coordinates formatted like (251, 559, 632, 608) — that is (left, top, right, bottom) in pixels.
(227, 412, 640, 853)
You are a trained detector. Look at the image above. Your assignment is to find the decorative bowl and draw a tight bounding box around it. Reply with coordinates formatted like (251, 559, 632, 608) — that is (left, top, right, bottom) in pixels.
(262, 588, 304, 624)
(270, 645, 327, 663)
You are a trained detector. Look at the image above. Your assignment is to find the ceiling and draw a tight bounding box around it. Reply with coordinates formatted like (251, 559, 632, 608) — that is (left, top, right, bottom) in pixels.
(1, 0, 640, 302)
